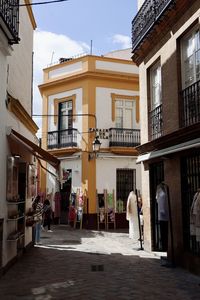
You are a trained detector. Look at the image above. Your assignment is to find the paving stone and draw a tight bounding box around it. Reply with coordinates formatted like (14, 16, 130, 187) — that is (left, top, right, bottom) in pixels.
(0, 225, 199, 299)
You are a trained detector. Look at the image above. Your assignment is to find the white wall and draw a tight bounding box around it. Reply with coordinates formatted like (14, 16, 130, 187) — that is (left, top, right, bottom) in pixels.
(138, 0, 145, 9)
(7, 6, 34, 115)
(96, 60, 138, 74)
(49, 61, 83, 79)
(0, 3, 35, 267)
(0, 46, 10, 268)
(96, 156, 141, 201)
(104, 48, 133, 61)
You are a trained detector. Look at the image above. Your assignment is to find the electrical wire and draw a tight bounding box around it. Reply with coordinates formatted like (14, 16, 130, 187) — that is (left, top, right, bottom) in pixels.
(16, 0, 69, 7)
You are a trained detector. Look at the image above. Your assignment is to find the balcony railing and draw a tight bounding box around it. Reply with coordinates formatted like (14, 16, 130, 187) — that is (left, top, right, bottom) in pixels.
(181, 80, 200, 128)
(150, 104, 163, 140)
(132, 0, 175, 52)
(109, 128, 140, 147)
(0, 0, 19, 44)
(47, 129, 78, 149)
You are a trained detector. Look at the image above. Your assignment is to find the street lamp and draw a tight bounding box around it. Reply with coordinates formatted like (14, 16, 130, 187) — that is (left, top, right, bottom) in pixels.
(89, 136, 101, 160)
(92, 136, 101, 152)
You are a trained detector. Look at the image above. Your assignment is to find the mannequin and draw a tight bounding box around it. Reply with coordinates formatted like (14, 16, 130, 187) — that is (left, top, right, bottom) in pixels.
(126, 191, 139, 240)
(156, 182, 169, 251)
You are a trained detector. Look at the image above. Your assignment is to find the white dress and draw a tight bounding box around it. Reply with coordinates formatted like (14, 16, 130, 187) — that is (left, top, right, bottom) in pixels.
(126, 191, 139, 240)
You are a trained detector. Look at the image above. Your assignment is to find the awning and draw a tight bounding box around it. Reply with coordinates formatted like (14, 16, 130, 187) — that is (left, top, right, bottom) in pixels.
(7, 128, 60, 169)
(137, 137, 200, 163)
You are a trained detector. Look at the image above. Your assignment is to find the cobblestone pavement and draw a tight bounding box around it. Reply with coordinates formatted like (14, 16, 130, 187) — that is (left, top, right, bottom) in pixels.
(0, 225, 200, 300)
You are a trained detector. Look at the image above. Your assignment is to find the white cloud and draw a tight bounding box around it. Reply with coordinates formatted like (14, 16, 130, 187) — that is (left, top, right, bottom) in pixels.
(33, 30, 89, 136)
(112, 34, 131, 49)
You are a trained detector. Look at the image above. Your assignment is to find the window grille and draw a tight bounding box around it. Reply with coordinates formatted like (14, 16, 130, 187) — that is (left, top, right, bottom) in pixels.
(181, 153, 200, 256)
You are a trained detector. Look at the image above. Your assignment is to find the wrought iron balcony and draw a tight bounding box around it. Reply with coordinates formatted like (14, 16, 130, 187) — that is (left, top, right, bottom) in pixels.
(150, 104, 163, 140)
(132, 0, 175, 52)
(0, 0, 19, 44)
(109, 128, 140, 147)
(181, 80, 200, 128)
(47, 129, 78, 149)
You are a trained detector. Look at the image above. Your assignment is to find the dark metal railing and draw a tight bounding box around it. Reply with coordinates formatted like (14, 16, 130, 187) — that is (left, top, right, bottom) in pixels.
(181, 80, 200, 127)
(109, 128, 140, 147)
(0, 0, 19, 44)
(132, 0, 175, 51)
(181, 154, 200, 256)
(47, 129, 78, 149)
(150, 104, 163, 140)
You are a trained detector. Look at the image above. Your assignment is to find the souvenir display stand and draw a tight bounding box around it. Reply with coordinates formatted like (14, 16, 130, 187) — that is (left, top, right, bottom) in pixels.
(106, 190, 116, 230)
(96, 189, 116, 230)
(69, 189, 85, 229)
(68, 192, 76, 226)
(96, 190, 106, 230)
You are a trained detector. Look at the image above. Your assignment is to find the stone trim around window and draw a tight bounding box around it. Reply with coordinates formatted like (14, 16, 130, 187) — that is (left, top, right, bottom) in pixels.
(111, 93, 139, 123)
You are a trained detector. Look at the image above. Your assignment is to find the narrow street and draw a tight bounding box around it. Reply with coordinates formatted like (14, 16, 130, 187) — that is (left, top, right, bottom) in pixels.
(0, 225, 199, 300)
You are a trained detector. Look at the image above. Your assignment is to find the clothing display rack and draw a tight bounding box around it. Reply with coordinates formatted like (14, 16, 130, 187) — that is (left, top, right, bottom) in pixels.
(96, 190, 107, 230)
(105, 190, 116, 230)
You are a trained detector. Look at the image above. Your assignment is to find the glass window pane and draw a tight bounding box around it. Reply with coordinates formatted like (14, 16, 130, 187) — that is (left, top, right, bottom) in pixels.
(125, 101, 133, 108)
(124, 109, 132, 128)
(195, 49, 200, 81)
(116, 100, 123, 106)
(151, 63, 161, 109)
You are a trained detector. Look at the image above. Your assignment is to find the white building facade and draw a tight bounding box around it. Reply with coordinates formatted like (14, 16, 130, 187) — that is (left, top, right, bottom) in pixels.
(39, 50, 141, 228)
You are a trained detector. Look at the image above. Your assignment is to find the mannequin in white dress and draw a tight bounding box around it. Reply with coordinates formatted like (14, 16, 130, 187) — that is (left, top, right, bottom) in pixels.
(126, 191, 139, 240)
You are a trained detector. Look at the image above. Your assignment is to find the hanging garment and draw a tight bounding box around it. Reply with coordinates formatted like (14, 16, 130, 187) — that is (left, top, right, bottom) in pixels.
(190, 191, 200, 242)
(156, 183, 169, 221)
(126, 191, 139, 240)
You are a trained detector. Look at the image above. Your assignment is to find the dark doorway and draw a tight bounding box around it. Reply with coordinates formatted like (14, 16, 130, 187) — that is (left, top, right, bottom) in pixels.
(60, 169, 72, 224)
(116, 168, 136, 211)
(149, 161, 165, 251)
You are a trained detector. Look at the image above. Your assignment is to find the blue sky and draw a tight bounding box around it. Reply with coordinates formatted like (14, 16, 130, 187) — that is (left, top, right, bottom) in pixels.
(32, 0, 138, 134)
(33, 0, 137, 56)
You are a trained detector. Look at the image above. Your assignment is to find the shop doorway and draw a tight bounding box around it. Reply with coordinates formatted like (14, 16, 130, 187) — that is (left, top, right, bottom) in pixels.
(60, 169, 72, 224)
(149, 161, 165, 251)
(116, 168, 136, 211)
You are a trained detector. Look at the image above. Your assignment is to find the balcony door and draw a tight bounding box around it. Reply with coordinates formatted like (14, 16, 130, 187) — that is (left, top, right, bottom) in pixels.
(181, 28, 200, 89)
(115, 100, 134, 129)
(59, 100, 73, 131)
(181, 27, 200, 126)
(149, 61, 163, 139)
(58, 100, 73, 146)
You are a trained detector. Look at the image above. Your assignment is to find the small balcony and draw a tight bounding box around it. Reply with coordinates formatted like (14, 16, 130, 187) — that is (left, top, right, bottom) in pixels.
(47, 129, 78, 149)
(132, 0, 175, 52)
(150, 104, 163, 140)
(0, 0, 19, 44)
(181, 80, 200, 128)
(109, 128, 140, 147)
